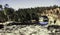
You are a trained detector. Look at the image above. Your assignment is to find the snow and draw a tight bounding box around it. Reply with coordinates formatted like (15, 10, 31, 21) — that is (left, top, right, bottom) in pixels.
(0, 25, 49, 35)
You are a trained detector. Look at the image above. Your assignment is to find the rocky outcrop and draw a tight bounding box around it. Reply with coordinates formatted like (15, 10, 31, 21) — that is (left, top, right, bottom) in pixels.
(43, 8, 60, 25)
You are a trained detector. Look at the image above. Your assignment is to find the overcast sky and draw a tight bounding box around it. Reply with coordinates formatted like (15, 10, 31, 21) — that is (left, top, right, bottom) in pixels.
(0, 0, 60, 10)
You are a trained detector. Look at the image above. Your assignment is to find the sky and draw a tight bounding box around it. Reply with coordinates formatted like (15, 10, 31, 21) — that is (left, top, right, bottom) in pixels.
(0, 0, 60, 10)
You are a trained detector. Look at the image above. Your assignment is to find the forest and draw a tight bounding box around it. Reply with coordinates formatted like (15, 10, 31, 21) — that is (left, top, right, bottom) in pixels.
(0, 4, 59, 23)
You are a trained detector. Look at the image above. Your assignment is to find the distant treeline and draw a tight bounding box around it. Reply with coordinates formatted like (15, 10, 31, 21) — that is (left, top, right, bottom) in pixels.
(0, 4, 60, 23)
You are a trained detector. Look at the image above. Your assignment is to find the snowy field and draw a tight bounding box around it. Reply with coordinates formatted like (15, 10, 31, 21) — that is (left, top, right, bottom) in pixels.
(0, 25, 51, 35)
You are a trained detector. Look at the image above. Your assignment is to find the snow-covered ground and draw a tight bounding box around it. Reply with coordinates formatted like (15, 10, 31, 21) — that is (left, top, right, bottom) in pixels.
(0, 25, 49, 35)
